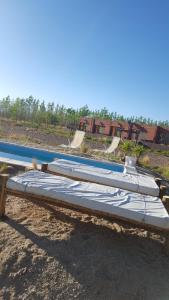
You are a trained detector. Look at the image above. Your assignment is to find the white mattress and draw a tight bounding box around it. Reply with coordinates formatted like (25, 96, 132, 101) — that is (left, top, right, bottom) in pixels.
(47, 159, 159, 197)
(7, 170, 169, 230)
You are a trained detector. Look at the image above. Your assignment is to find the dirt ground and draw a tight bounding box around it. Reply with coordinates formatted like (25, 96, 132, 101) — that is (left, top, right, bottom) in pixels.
(144, 152, 169, 168)
(1, 196, 169, 300)
(0, 120, 69, 148)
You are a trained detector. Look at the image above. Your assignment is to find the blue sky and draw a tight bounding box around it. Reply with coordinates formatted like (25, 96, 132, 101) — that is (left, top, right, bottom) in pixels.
(0, 0, 169, 121)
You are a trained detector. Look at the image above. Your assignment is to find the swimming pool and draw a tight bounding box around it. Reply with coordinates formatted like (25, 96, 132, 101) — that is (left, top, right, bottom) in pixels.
(0, 141, 124, 173)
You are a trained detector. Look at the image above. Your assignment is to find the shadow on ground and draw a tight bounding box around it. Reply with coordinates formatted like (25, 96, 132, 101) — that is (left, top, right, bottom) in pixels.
(1, 199, 169, 300)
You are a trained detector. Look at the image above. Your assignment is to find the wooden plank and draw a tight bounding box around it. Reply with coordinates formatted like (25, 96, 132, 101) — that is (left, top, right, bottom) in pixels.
(0, 174, 9, 217)
(155, 178, 162, 187)
(41, 163, 48, 172)
(159, 185, 167, 199)
(164, 232, 169, 255)
(162, 196, 169, 213)
(163, 196, 169, 202)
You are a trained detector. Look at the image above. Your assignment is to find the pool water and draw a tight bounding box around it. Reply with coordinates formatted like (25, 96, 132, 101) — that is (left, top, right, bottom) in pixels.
(0, 141, 124, 173)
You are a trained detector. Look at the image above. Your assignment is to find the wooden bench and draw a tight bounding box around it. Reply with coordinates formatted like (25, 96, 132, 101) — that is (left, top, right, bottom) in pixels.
(1, 172, 169, 253)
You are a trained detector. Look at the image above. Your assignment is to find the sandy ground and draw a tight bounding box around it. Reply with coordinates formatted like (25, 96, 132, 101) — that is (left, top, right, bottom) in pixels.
(1, 196, 169, 300)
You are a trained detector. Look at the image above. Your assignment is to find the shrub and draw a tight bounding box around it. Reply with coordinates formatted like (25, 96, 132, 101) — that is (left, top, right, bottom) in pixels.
(140, 154, 150, 167)
(99, 136, 112, 145)
(119, 140, 135, 156)
(132, 145, 145, 158)
(119, 140, 145, 158)
(0, 163, 7, 173)
(80, 143, 89, 154)
(155, 150, 169, 157)
(161, 166, 169, 179)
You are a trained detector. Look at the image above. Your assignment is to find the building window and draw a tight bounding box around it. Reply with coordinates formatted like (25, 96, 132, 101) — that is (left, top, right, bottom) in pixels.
(99, 126, 104, 134)
(95, 125, 104, 134)
(114, 127, 121, 137)
(79, 123, 87, 131)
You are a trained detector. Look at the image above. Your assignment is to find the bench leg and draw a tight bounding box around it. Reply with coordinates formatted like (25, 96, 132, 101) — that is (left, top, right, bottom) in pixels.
(0, 174, 8, 218)
(41, 163, 48, 172)
(164, 233, 169, 255)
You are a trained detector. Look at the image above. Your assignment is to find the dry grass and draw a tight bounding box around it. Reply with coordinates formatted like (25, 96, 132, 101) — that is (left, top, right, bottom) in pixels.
(140, 154, 150, 167)
(80, 143, 89, 154)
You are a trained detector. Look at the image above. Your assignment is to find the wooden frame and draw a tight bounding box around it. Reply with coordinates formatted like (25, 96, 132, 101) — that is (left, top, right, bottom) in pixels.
(1, 172, 169, 253)
(0, 174, 9, 217)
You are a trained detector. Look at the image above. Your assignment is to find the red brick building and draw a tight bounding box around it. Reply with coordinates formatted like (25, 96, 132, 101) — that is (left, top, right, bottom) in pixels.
(79, 117, 169, 144)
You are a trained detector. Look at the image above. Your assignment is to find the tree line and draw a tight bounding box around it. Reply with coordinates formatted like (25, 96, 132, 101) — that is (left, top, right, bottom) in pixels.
(0, 95, 168, 128)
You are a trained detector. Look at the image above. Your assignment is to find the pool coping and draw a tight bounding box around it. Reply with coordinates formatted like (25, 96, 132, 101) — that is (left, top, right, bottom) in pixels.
(0, 156, 41, 170)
